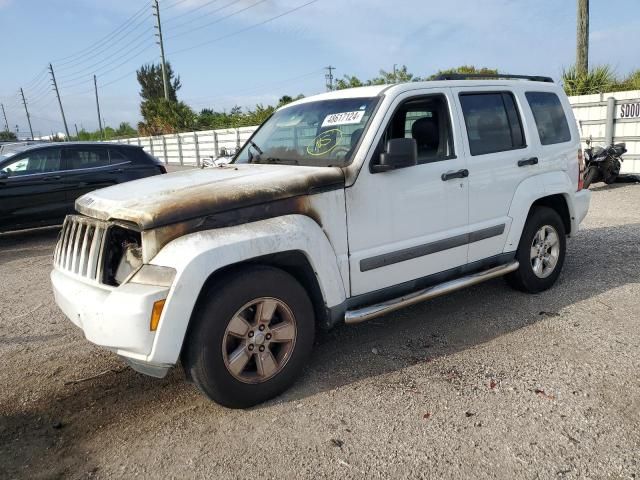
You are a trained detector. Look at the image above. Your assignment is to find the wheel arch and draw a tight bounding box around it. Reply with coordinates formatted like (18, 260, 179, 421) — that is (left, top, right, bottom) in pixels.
(504, 172, 577, 252)
(188, 250, 331, 337)
(146, 215, 347, 366)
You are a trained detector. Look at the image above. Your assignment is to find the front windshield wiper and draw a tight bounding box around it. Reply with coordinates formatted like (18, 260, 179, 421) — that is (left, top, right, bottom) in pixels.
(247, 140, 264, 163)
(248, 140, 263, 155)
(252, 156, 299, 165)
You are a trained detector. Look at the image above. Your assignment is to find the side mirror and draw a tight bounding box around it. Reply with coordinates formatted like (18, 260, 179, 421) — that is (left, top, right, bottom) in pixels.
(372, 138, 417, 173)
(0, 171, 8, 180)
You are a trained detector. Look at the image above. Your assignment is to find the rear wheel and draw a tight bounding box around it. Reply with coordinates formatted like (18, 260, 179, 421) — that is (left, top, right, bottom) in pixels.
(182, 266, 315, 408)
(507, 207, 566, 293)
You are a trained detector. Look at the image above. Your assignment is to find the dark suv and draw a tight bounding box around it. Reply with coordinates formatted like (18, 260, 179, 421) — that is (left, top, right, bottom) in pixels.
(0, 142, 166, 232)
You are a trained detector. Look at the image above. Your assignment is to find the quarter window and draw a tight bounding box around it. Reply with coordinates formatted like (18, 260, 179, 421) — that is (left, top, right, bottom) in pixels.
(525, 92, 571, 145)
(460, 92, 526, 156)
(109, 149, 128, 163)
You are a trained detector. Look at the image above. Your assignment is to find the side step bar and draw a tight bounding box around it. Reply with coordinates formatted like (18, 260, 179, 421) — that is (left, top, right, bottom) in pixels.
(344, 261, 519, 325)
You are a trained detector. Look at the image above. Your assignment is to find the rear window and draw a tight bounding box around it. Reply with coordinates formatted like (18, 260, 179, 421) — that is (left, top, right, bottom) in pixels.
(459, 92, 525, 156)
(525, 92, 571, 145)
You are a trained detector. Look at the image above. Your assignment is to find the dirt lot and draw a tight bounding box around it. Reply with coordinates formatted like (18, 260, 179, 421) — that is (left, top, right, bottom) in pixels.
(1, 183, 639, 479)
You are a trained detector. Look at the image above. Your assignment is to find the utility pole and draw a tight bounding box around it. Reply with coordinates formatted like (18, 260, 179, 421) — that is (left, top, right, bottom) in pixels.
(48, 63, 70, 140)
(153, 0, 170, 100)
(19, 88, 34, 140)
(576, 0, 589, 76)
(1, 103, 8, 131)
(325, 65, 335, 92)
(94, 75, 104, 139)
(74, 123, 79, 137)
(393, 64, 397, 83)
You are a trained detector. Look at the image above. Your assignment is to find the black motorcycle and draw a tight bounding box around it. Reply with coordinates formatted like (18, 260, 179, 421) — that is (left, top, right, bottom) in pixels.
(583, 136, 627, 188)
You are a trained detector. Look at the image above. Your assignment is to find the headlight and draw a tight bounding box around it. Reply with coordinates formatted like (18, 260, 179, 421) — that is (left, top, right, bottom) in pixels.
(128, 264, 176, 287)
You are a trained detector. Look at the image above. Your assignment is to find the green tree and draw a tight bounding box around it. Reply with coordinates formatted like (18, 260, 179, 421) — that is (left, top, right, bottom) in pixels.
(335, 75, 365, 90)
(136, 62, 181, 102)
(428, 65, 499, 80)
(138, 99, 197, 136)
(0, 130, 17, 141)
(561, 64, 617, 96)
(335, 66, 419, 90)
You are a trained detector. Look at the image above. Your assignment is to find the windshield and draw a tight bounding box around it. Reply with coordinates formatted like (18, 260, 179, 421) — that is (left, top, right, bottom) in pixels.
(234, 97, 379, 167)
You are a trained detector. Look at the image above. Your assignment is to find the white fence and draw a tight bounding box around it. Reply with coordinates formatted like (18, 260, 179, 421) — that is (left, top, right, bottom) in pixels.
(110, 91, 640, 174)
(109, 127, 258, 167)
(569, 90, 640, 174)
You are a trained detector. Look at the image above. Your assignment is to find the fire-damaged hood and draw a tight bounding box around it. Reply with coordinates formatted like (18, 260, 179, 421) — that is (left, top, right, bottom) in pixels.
(76, 163, 345, 230)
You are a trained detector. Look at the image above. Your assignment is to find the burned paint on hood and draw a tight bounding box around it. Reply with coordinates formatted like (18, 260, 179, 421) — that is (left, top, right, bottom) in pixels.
(75, 163, 345, 230)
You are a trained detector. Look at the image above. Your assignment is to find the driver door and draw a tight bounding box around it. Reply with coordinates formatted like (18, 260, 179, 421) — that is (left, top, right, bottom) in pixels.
(346, 89, 470, 296)
(0, 147, 66, 230)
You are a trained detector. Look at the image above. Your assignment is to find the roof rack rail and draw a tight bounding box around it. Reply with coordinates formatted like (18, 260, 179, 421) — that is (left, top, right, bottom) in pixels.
(432, 73, 554, 83)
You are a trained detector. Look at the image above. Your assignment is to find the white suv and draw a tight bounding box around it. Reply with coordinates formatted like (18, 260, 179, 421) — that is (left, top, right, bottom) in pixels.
(51, 75, 591, 408)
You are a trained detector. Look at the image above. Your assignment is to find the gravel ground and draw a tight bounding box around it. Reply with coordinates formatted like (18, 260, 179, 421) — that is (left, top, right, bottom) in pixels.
(1, 183, 639, 479)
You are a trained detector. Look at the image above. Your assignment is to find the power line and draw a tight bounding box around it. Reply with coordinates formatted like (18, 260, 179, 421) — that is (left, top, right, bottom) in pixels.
(169, 0, 320, 54)
(164, 0, 245, 34)
(58, 43, 156, 91)
(166, 0, 267, 40)
(52, 2, 152, 65)
(55, 13, 153, 73)
(57, 28, 154, 81)
(163, 0, 220, 24)
(184, 69, 324, 106)
(162, 0, 192, 10)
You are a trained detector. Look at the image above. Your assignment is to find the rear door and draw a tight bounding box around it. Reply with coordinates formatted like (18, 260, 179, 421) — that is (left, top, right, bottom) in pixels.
(0, 147, 66, 230)
(62, 145, 117, 204)
(452, 85, 540, 262)
(107, 147, 148, 181)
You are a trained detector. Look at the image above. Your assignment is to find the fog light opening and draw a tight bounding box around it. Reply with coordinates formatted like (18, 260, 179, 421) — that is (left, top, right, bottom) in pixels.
(150, 299, 166, 331)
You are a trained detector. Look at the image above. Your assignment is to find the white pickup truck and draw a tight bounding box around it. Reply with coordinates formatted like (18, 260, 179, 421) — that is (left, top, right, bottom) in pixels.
(51, 75, 590, 408)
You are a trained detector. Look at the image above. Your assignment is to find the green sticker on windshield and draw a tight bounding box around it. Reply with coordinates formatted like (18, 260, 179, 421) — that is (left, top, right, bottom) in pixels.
(307, 129, 342, 156)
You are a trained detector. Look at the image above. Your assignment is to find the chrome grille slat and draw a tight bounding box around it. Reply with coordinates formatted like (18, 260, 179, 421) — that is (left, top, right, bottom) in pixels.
(53, 215, 110, 283)
(71, 223, 85, 273)
(65, 221, 78, 271)
(87, 226, 103, 280)
(78, 225, 93, 277)
(61, 220, 75, 269)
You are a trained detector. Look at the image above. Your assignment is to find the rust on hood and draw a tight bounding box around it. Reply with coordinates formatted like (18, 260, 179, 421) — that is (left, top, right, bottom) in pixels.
(75, 163, 344, 231)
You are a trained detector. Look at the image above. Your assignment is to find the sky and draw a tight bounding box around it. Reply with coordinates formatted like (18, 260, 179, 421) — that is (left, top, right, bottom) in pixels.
(0, 0, 639, 137)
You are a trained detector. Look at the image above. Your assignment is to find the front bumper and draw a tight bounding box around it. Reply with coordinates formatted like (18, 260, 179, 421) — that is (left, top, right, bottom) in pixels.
(51, 269, 171, 366)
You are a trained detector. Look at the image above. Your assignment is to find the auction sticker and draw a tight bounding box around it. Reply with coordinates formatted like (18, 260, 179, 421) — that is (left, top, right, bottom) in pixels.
(307, 129, 343, 156)
(322, 110, 365, 128)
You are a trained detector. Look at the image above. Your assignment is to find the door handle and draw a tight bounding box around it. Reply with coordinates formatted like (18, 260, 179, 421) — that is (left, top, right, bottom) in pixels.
(441, 169, 469, 181)
(43, 175, 62, 181)
(518, 157, 538, 167)
(109, 168, 124, 173)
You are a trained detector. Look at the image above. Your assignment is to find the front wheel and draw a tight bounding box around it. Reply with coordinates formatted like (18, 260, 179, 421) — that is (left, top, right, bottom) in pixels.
(506, 206, 566, 293)
(182, 266, 315, 408)
(583, 166, 599, 188)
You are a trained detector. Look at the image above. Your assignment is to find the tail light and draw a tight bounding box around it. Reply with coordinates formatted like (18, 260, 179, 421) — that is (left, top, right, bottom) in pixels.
(577, 148, 585, 191)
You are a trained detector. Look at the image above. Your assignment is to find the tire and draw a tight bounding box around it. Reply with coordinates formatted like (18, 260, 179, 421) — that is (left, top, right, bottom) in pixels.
(506, 206, 566, 294)
(583, 166, 598, 188)
(182, 266, 315, 408)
